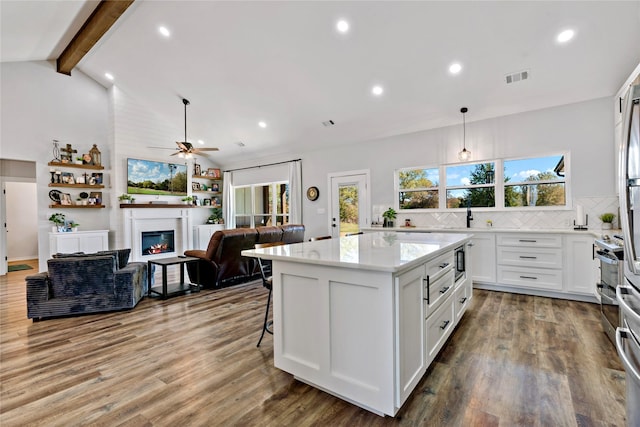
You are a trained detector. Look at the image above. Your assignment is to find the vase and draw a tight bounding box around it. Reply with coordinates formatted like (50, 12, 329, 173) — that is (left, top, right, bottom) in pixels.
(602, 223, 612, 230)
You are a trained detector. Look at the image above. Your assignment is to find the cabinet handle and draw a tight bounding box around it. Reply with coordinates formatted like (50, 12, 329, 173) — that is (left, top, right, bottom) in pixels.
(519, 256, 537, 259)
(459, 297, 467, 304)
(439, 262, 449, 269)
(423, 278, 430, 304)
(440, 286, 450, 294)
(519, 275, 538, 280)
(440, 320, 450, 330)
(467, 243, 474, 247)
(519, 239, 537, 243)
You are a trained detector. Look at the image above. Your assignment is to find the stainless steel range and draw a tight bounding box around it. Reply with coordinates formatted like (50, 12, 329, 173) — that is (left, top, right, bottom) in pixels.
(595, 236, 624, 343)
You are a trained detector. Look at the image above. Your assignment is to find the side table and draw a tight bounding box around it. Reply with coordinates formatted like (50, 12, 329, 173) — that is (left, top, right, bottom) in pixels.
(148, 256, 200, 299)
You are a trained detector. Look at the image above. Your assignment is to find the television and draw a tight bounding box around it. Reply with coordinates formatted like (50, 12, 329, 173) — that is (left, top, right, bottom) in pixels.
(127, 158, 188, 196)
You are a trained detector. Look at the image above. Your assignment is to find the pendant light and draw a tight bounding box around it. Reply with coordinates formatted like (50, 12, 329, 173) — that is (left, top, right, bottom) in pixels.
(458, 107, 471, 161)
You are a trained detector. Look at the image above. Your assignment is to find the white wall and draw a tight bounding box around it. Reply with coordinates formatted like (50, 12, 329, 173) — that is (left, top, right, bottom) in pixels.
(5, 182, 37, 261)
(0, 61, 109, 271)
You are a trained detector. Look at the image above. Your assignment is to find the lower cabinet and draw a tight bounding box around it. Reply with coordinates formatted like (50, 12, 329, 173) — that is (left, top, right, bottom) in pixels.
(49, 230, 109, 257)
(564, 235, 598, 296)
(470, 234, 496, 284)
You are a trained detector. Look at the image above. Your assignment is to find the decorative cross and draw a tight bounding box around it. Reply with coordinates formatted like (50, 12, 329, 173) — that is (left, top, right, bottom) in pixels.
(60, 144, 77, 160)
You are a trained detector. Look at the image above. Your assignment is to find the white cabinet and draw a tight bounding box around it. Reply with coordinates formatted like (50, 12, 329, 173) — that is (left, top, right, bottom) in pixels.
(49, 230, 109, 257)
(564, 235, 598, 296)
(193, 224, 224, 250)
(470, 233, 496, 284)
(496, 233, 563, 292)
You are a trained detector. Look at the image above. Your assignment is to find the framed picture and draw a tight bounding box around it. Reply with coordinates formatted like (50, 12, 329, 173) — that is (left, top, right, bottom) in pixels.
(203, 198, 211, 206)
(91, 173, 103, 185)
(60, 193, 72, 205)
(192, 182, 201, 191)
(76, 175, 85, 184)
(61, 172, 75, 184)
(211, 183, 220, 192)
(212, 196, 221, 208)
(207, 168, 221, 178)
(90, 191, 102, 205)
(194, 163, 201, 176)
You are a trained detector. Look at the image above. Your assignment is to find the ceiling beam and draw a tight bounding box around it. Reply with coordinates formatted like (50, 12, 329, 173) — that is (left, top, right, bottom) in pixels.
(56, 0, 134, 76)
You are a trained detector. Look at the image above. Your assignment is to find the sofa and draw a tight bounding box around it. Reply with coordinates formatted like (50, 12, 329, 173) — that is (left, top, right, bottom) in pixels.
(184, 224, 305, 288)
(26, 249, 147, 320)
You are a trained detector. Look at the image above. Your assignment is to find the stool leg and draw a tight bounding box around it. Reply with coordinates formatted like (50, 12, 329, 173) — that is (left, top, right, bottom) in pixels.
(257, 288, 272, 347)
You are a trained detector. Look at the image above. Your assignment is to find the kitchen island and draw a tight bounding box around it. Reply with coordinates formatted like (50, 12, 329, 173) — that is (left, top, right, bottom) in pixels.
(242, 231, 472, 416)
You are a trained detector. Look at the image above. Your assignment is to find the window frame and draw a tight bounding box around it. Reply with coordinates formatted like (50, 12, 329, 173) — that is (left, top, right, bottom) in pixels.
(233, 181, 290, 228)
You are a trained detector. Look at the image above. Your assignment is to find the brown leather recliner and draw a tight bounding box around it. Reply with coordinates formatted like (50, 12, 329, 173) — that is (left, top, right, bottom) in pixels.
(185, 224, 305, 288)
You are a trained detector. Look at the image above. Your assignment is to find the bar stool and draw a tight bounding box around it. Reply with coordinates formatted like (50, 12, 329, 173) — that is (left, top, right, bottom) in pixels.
(255, 241, 285, 347)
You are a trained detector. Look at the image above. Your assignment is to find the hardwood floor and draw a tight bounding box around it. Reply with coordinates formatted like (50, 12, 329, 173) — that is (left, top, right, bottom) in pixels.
(1, 260, 627, 426)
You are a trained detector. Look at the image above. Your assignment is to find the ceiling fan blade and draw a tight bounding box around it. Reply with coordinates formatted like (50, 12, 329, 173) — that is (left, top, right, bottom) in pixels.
(176, 141, 189, 151)
(169, 151, 181, 156)
(148, 146, 178, 150)
(195, 148, 219, 152)
(193, 151, 210, 157)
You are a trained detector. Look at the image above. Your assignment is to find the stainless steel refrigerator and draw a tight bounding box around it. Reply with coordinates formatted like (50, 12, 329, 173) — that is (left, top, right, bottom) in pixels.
(617, 82, 640, 427)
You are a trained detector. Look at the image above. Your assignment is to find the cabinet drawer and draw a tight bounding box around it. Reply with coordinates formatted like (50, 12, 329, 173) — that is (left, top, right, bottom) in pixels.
(497, 247, 562, 269)
(497, 265, 563, 290)
(425, 251, 454, 280)
(497, 234, 561, 248)
(424, 268, 454, 316)
(454, 281, 472, 321)
(426, 296, 455, 364)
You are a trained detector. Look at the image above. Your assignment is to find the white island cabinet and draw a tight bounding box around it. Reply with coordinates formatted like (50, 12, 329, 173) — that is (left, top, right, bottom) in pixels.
(243, 232, 472, 417)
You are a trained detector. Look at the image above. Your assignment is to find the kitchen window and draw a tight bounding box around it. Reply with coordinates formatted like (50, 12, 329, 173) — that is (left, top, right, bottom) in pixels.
(445, 162, 496, 208)
(235, 182, 289, 228)
(397, 167, 439, 209)
(503, 155, 566, 207)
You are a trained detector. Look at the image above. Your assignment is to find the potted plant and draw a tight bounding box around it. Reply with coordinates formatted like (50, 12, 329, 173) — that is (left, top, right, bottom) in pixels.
(382, 207, 397, 228)
(207, 207, 222, 224)
(181, 196, 194, 205)
(599, 212, 615, 229)
(69, 221, 80, 232)
(49, 212, 66, 232)
(118, 194, 133, 204)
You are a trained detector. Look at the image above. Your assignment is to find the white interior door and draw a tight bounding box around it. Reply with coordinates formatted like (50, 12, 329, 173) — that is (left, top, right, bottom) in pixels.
(329, 171, 370, 238)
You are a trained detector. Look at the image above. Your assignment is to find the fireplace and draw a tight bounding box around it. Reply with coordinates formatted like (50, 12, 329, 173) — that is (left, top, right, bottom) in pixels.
(141, 230, 175, 256)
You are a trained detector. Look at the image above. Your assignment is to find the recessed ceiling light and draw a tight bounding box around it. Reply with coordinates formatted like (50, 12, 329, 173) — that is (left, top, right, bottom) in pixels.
(556, 29, 575, 43)
(158, 26, 171, 37)
(197, 139, 204, 145)
(449, 62, 462, 74)
(104, 72, 114, 81)
(372, 85, 384, 96)
(258, 121, 267, 128)
(336, 20, 350, 33)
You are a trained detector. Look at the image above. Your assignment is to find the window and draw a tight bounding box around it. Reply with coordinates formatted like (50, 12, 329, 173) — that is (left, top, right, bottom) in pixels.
(445, 162, 496, 208)
(234, 182, 289, 228)
(397, 167, 439, 209)
(504, 155, 566, 207)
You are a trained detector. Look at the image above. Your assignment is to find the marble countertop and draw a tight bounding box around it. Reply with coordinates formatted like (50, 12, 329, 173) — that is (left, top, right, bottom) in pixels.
(362, 226, 621, 237)
(242, 231, 472, 273)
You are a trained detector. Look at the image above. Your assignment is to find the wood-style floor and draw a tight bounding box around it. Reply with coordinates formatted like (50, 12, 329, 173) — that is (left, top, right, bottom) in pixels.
(1, 260, 627, 426)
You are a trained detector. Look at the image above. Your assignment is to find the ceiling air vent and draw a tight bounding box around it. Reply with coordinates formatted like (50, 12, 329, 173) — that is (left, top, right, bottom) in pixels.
(322, 120, 335, 127)
(505, 70, 529, 84)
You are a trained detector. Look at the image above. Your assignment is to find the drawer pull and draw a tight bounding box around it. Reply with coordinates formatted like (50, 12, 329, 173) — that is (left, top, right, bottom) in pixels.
(439, 286, 450, 294)
(519, 256, 537, 259)
(423, 278, 430, 304)
(439, 262, 450, 269)
(440, 320, 450, 330)
(519, 239, 537, 243)
(519, 275, 538, 280)
(459, 297, 467, 304)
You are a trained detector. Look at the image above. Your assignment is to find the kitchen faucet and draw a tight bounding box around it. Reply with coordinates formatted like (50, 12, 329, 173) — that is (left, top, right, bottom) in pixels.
(466, 204, 473, 228)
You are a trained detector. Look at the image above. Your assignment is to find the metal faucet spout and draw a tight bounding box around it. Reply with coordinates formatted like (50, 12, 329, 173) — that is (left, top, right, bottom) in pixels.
(466, 206, 473, 228)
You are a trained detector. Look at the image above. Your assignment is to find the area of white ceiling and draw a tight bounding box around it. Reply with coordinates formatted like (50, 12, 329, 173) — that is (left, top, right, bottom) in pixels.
(2, 1, 640, 165)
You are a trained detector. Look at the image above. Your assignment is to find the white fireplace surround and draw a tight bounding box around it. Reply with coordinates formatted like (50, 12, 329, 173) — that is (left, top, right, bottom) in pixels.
(123, 208, 193, 262)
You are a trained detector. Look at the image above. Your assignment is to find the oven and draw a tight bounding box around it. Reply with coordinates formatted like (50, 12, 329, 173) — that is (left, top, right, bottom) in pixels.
(595, 237, 624, 344)
(454, 244, 466, 283)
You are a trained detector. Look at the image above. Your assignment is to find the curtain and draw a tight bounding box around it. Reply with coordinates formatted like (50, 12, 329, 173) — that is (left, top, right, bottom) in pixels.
(223, 171, 235, 229)
(288, 160, 302, 224)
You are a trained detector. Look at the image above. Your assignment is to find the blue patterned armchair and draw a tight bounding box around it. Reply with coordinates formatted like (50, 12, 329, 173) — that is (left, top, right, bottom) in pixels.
(26, 249, 147, 320)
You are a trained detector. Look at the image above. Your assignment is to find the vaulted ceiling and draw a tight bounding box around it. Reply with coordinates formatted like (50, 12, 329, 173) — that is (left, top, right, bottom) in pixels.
(2, 1, 640, 165)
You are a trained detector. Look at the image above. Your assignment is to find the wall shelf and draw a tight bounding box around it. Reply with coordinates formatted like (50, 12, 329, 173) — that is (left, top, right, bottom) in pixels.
(48, 161, 104, 170)
(49, 183, 105, 189)
(120, 204, 194, 209)
(49, 204, 106, 209)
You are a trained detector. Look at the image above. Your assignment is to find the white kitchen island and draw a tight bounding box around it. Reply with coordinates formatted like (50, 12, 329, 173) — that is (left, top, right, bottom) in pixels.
(242, 231, 473, 417)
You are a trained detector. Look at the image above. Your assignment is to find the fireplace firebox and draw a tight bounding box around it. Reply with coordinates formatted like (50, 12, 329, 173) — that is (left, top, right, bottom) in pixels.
(142, 230, 175, 256)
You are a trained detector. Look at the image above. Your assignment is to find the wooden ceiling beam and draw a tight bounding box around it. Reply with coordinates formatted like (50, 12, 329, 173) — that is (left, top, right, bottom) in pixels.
(56, 0, 134, 76)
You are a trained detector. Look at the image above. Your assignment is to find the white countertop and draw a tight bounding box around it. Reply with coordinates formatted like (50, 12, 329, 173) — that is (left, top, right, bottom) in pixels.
(362, 226, 620, 237)
(242, 231, 472, 273)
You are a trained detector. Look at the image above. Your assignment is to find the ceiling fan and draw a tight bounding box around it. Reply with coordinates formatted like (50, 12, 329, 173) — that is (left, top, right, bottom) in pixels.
(151, 98, 219, 158)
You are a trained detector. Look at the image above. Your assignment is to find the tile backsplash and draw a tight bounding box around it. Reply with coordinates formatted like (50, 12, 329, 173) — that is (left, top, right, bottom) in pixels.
(374, 196, 620, 230)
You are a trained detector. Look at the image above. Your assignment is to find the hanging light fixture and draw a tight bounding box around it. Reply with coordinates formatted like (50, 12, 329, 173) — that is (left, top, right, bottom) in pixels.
(458, 107, 471, 161)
